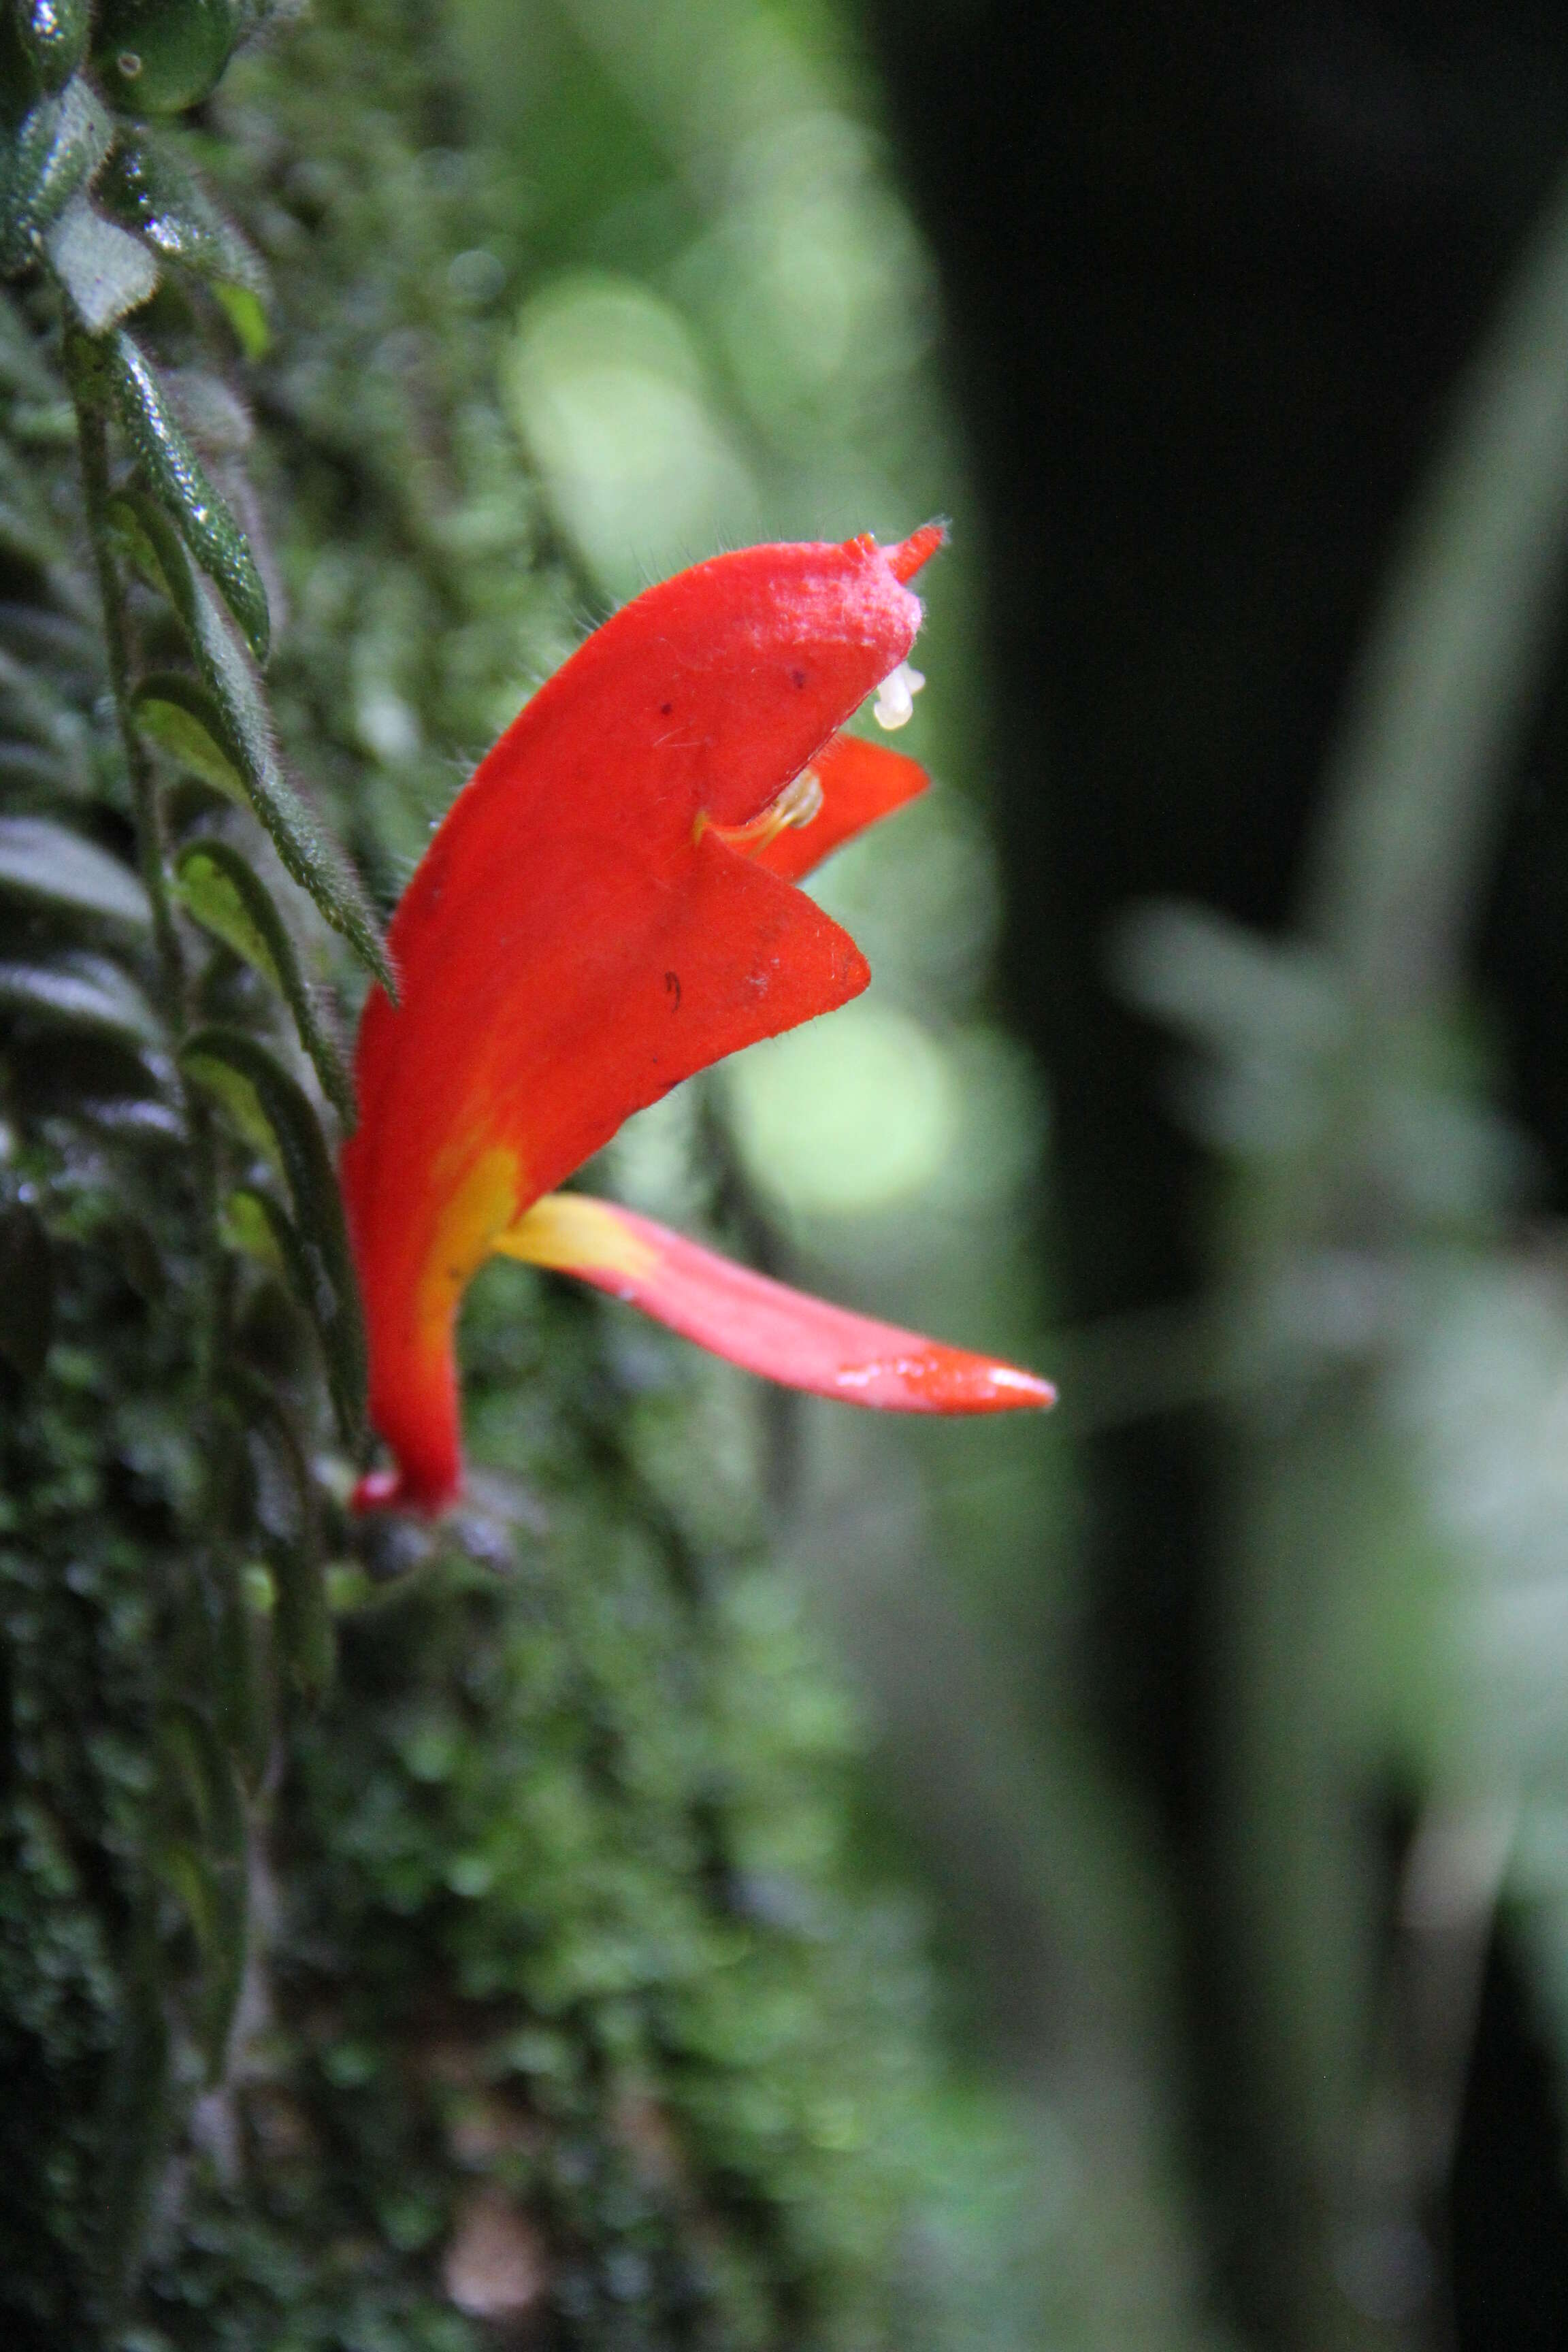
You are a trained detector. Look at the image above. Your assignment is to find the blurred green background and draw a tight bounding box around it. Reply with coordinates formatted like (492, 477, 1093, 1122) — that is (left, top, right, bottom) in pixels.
(425, 1, 1568, 2345)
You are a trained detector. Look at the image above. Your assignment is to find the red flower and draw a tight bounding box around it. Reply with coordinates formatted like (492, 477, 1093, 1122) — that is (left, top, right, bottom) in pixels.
(342, 528, 1054, 1515)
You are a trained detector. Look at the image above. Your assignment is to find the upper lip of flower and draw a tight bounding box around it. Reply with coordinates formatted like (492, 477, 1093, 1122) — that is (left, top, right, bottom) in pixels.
(341, 524, 1052, 1516)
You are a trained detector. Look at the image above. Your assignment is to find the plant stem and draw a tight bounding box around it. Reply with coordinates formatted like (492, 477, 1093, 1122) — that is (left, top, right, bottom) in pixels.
(71, 344, 227, 1392)
(71, 366, 187, 1014)
(1303, 157, 1568, 1015)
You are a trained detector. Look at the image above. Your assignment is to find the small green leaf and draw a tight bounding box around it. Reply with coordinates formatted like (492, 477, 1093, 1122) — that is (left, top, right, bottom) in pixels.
(174, 837, 355, 1125)
(0, 1202, 52, 1379)
(213, 279, 267, 359)
(220, 1181, 284, 1269)
(180, 1034, 277, 1166)
(105, 331, 269, 659)
(16, 2, 90, 93)
(182, 1026, 367, 1443)
(224, 1183, 359, 1447)
(229, 1381, 333, 1703)
(98, 129, 267, 304)
(112, 493, 392, 990)
(0, 78, 111, 271)
(0, 814, 149, 925)
(103, 485, 171, 596)
(131, 670, 244, 800)
(0, 951, 159, 1043)
(44, 189, 158, 331)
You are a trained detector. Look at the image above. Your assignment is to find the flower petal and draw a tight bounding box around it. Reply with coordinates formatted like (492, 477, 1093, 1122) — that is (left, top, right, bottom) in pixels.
(747, 734, 930, 884)
(346, 845, 870, 1514)
(500, 1194, 1056, 1414)
(342, 529, 950, 1514)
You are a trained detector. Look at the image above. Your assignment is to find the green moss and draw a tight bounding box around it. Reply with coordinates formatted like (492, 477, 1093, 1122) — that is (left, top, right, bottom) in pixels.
(0, 4, 997, 2344)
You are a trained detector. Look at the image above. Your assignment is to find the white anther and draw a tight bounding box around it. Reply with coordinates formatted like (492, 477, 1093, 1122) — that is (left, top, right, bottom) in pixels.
(872, 662, 925, 731)
(776, 767, 823, 829)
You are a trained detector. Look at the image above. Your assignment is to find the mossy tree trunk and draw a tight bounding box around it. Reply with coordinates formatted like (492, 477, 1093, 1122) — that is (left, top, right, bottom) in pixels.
(0, 7, 970, 2345)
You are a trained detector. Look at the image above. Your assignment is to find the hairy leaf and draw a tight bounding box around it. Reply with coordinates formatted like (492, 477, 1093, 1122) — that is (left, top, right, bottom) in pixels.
(233, 1378, 333, 1703)
(225, 1181, 362, 1448)
(44, 190, 159, 332)
(0, 79, 111, 272)
(99, 130, 268, 310)
(105, 331, 270, 659)
(182, 1025, 366, 1442)
(110, 493, 392, 987)
(174, 836, 354, 1124)
(131, 668, 246, 800)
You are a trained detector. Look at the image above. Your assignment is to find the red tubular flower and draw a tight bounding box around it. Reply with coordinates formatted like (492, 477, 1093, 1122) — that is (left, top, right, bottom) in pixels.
(342, 527, 1054, 1515)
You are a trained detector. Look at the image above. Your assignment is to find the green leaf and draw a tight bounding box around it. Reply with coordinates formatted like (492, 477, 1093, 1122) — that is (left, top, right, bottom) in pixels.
(219, 1181, 284, 1269)
(97, 129, 268, 310)
(105, 331, 269, 659)
(174, 836, 355, 1124)
(213, 278, 267, 360)
(154, 1704, 248, 2082)
(44, 189, 158, 332)
(229, 1381, 334, 1704)
(111, 494, 393, 990)
(182, 1026, 367, 1443)
(0, 814, 150, 925)
(0, 1201, 52, 1380)
(131, 670, 244, 799)
(0, 951, 159, 1043)
(225, 1183, 362, 1448)
(16, 2, 90, 93)
(0, 78, 111, 271)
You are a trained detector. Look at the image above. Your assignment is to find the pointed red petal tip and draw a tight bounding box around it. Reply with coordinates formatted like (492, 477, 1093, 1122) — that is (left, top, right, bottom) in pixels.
(504, 1196, 1056, 1416)
(885, 521, 947, 583)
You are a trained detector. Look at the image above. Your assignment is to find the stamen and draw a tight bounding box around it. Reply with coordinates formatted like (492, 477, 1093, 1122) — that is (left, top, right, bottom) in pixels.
(872, 662, 925, 731)
(698, 766, 823, 856)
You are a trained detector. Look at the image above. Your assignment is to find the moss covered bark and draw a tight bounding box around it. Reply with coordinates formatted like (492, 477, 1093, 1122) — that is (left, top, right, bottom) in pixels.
(0, 3, 971, 2344)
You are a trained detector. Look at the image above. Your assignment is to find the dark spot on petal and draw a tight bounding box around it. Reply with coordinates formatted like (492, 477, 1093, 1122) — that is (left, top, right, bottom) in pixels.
(665, 970, 681, 1011)
(659, 702, 672, 715)
(791, 669, 806, 689)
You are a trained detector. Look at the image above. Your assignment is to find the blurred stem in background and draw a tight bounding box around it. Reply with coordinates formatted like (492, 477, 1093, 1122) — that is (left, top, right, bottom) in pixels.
(1213, 154, 1568, 2350)
(868, 5, 1568, 2347)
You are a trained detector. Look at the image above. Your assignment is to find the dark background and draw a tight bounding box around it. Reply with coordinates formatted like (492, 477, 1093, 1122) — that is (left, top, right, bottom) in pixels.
(865, 3, 1568, 2342)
